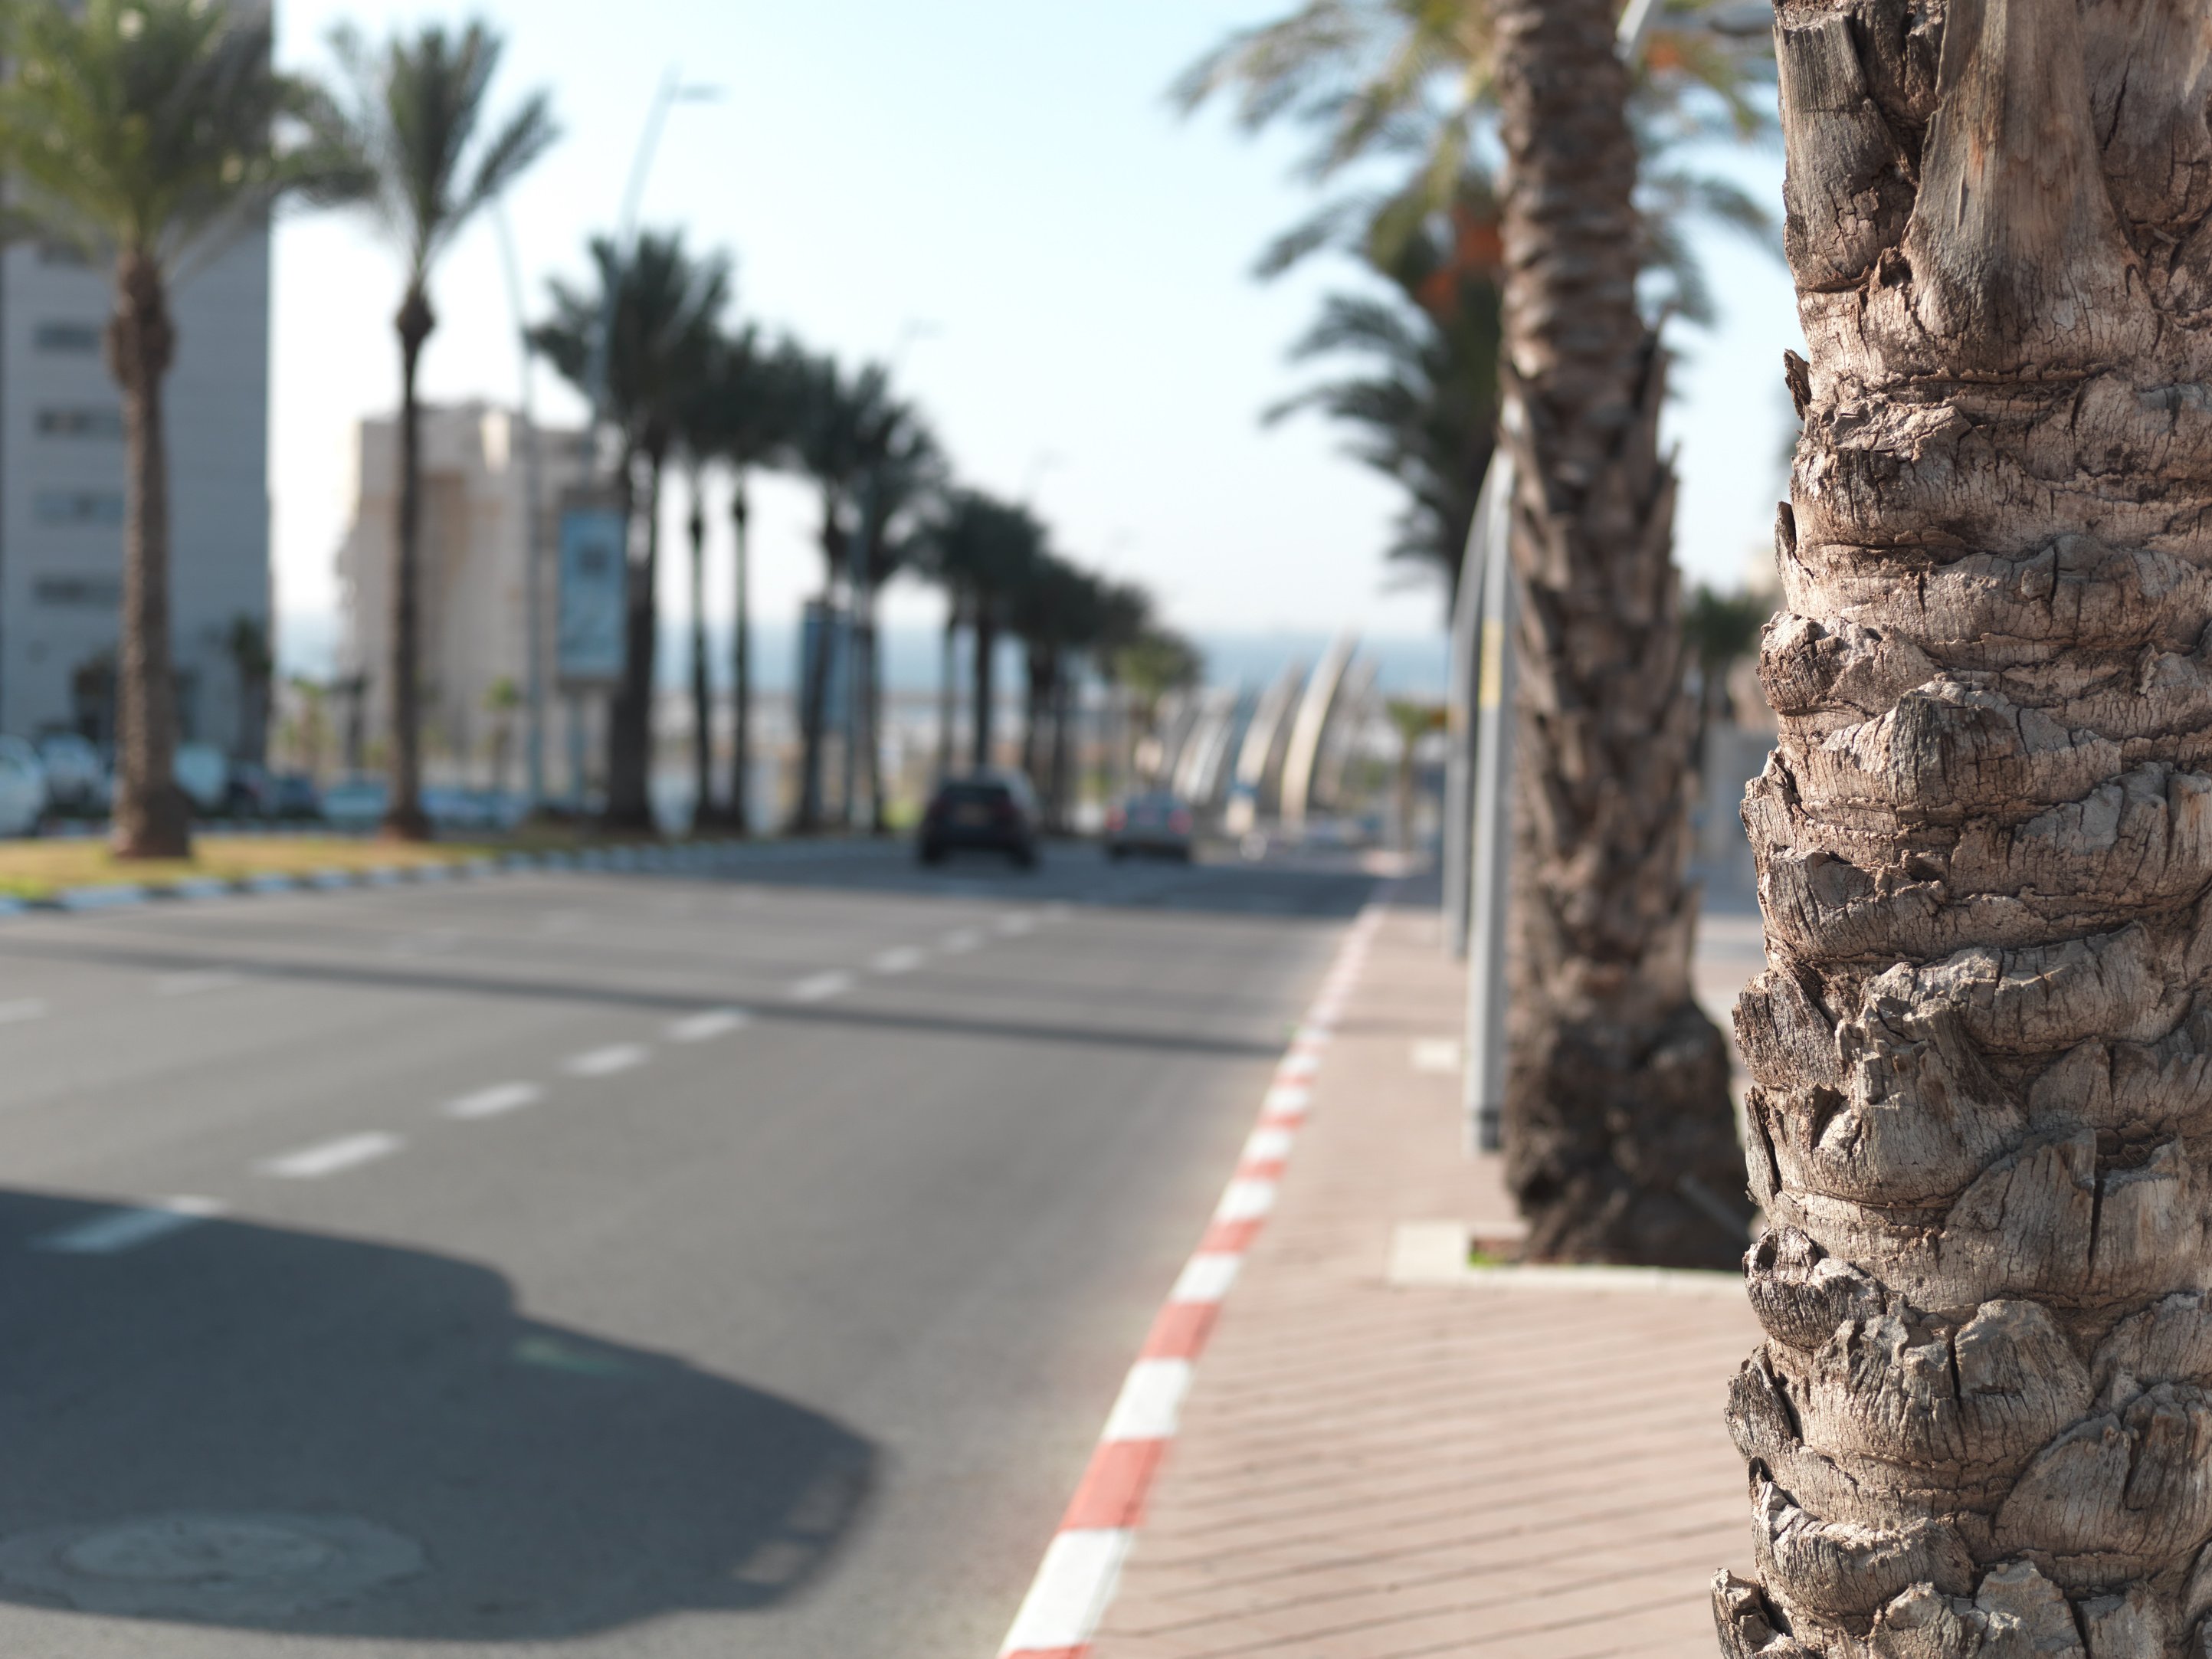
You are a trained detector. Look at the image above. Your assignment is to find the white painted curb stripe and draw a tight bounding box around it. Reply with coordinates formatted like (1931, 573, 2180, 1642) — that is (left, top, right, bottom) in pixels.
(1101, 1359, 1193, 1443)
(1168, 1252, 1243, 1305)
(1214, 1179, 1276, 1224)
(998, 1528, 1134, 1655)
(1243, 1128, 1295, 1165)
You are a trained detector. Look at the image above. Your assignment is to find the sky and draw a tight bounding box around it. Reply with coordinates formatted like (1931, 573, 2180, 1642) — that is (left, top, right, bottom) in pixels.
(264, 0, 1802, 671)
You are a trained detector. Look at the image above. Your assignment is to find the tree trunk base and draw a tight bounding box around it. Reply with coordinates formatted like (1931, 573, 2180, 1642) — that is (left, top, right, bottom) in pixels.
(378, 809, 432, 844)
(111, 787, 192, 861)
(1507, 998, 1749, 1270)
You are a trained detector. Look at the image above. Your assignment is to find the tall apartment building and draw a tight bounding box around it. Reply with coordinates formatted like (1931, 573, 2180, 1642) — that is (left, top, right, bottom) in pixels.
(0, 228, 274, 756)
(336, 402, 586, 779)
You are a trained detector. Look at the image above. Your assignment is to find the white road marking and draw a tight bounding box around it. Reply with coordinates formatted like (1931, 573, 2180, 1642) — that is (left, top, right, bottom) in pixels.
(1412, 1038, 1463, 1074)
(156, 971, 243, 998)
(870, 947, 926, 975)
(1243, 1128, 1296, 1164)
(0, 998, 48, 1025)
(997, 913, 1036, 936)
(939, 929, 982, 954)
(32, 1196, 224, 1254)
(444, 1081, 544, 1120)
(257, 1132, 404, 1179)
(667, 1008, 750, 1042)
(788, 971, 855, 1003)
(1102, 1359, 1194, 1442)
(564, 1043, 649, 1077)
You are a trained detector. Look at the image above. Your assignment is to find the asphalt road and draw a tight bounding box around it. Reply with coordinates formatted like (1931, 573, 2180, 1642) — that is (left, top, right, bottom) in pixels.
(0, 840, 1372, 1657)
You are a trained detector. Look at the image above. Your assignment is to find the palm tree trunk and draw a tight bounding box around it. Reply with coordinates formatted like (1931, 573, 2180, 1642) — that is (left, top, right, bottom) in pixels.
(604, 447, 660, 832)
(1716, 3, 2212, 1649)
(1049, 658, 1073, 831)
(686, 467, 713, 831)
(936, 597, 960, 780)
(1489, 0, 1744, 1268)
(792, 500, 839, 832)
(972, 602, 998, 772)
(727, 479, 752, 837)
(107, 250, 188, 860)
(383, 283, 436, 842)
(861, 601, 888, 834)
(1021, 642, 1050, 785)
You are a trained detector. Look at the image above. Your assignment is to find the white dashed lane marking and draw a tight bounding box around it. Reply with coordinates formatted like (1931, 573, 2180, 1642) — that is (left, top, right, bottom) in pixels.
(564, 1044, 649, 1077)
(667, 1008, 749, 1042)
(444, 1081, 545, 1120)
(0, 998, 47, 1025)
(257, 1133, 404, 1180)
(870, 948, 926, 975)
(939, 930, 982, 954)
(156, 971, 243, 998)
(31, 1197, 224, 1254)
(788, 972, 855, 1003)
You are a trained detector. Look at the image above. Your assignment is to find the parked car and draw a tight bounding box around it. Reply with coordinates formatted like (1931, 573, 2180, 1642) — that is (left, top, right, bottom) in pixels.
(267, 772, 323, 821)
(918, 772, 1039, 868)
(319, 777, 388, 831)
(172, 743, 228, 815)
(1105, 791, 1196, 862)
(35, 733, 103, 814)
(0, 738, 47, 838)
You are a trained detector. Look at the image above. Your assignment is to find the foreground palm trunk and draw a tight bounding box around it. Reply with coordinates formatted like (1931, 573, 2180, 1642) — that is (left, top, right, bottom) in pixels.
(685, 477, 714, 830)
(108, 251, 189, 860)
(604, 452, 660, 833)
(1715, 2, 2212, 1650)
(1493, 0, 1743, 1266)
(384, 284, 434, 841)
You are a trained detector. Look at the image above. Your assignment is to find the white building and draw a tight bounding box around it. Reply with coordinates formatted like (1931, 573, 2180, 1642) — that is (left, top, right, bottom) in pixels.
(0, 230, 273, 756)
(335, 402, 586, 785)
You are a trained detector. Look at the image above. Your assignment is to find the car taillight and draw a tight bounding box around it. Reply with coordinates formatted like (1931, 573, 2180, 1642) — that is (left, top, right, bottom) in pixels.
(1170, 810, 1192, 834)
(1106, 808, 1126, 831)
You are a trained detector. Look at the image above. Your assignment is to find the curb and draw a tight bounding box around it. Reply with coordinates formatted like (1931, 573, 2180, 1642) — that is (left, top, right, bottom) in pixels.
(0, 834, 892, 921)
(995, 899, 1388, 1659)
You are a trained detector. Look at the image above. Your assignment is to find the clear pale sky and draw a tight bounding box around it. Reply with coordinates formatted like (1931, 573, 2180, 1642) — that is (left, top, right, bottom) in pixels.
(264, 1, 1800, 657)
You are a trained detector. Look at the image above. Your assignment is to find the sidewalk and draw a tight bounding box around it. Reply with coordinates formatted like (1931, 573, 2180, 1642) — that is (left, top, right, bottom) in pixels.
(1085, 887, 1761, 1659)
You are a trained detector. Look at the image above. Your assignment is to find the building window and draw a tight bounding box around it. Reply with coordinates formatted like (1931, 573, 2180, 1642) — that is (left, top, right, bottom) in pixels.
(33, 490, 124, 526)
(37, 408, 123, 438)
(34, 322, 100, 354)
(34, 575, 120, 608)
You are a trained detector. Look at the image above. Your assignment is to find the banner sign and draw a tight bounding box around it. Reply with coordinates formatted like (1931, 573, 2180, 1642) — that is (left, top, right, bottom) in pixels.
(557, 503, 628, 689)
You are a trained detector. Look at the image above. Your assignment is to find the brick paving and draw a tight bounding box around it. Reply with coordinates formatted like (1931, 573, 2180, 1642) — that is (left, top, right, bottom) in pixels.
(1087, 890, 1763, 1659)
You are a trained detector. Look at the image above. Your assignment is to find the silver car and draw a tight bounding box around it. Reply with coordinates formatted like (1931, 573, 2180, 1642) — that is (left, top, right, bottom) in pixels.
(1105, 792, 1195, 862)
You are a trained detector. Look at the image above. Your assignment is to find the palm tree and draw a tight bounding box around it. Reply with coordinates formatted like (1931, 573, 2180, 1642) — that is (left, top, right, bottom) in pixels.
(329, 18, 555, 841)
(1091, 584, 1152, 801)
(848, 415, 943, 831)
(534, 232, 730, 831)
(916, 490, 1048, 777)
(1183, 0, 1761, 1266)
(0, 0, 352, 858)
(1009, 556, 1102, 825)
(1716, 6, 2208, 1648)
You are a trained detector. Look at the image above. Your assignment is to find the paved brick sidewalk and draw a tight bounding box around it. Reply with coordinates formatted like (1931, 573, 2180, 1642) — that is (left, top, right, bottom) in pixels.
(1087, 890, 1761, 1659)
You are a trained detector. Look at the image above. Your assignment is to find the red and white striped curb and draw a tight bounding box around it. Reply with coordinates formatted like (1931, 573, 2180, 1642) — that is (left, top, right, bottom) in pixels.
(996, 902, 1385, 1659)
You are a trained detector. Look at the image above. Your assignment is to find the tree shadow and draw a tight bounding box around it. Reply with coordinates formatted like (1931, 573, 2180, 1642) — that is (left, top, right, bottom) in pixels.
(0, 1189, 875, 1641)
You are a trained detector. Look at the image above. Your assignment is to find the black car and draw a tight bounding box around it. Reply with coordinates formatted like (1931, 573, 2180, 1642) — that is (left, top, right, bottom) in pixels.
(919, 774, 1040, 867)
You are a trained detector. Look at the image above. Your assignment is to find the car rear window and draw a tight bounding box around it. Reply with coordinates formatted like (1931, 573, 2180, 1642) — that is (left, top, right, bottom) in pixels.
(939, 783, 1011, 808)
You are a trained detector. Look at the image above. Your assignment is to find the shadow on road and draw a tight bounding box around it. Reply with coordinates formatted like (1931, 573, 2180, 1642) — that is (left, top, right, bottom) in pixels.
(0, 1190, 874, 1641)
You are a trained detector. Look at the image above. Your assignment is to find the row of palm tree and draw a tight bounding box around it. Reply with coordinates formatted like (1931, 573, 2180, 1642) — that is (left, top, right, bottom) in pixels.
(0, 0, 1188, 857)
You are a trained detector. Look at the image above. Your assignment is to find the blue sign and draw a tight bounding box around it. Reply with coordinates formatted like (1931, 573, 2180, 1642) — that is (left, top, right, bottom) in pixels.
(558, 505, 628, 687)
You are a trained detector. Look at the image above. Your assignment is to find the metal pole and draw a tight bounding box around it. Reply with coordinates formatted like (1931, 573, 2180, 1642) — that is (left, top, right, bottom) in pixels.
(494, 205, 546, 813)
(1441, 460, 1499, 957)
(1463, 450, 1516, 1154)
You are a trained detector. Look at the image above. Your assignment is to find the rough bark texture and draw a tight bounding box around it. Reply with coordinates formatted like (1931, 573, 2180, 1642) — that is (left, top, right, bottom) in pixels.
(1493, 0, 1748, 1267)
(728, 481, 752, 837)
(1717, 2, 2212, 1651)
(107, 250, 188, 861)
(384, 284, 434, 843)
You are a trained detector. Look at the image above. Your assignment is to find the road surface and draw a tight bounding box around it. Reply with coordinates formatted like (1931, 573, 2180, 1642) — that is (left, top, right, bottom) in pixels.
(0, 841, 1371, 1657)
